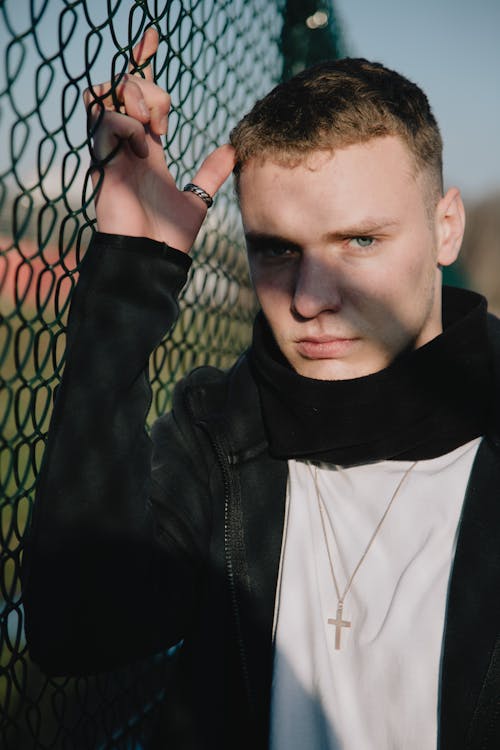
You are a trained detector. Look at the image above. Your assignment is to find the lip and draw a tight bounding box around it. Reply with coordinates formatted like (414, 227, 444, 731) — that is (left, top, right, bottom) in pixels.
(295, 337, 359, 359)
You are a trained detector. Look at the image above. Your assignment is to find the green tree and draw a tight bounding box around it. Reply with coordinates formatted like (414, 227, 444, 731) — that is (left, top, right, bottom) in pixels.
(281, 0, 345, 80)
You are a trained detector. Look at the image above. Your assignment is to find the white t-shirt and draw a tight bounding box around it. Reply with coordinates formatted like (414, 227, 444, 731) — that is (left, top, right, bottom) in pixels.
(270, 438, 481, 750)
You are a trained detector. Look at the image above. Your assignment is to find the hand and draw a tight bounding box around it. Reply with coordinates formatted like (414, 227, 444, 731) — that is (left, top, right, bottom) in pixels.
(83, 28, 236, 252)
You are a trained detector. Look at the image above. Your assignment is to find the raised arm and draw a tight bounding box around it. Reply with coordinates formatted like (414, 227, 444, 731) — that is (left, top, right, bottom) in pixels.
(22, 29, 234, 675)
(84, 27, 235, 246)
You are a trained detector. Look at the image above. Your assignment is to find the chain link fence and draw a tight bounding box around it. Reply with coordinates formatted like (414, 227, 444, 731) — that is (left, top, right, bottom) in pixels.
(0, 1, 342, 747)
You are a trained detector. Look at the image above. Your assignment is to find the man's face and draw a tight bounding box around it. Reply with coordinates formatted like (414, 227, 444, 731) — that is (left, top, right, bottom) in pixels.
(239, 136, 462, 380)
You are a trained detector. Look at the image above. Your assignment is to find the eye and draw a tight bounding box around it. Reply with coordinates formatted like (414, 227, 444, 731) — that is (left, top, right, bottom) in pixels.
(266, 246, 296, 257)
(349, 236, 375, 248)
(249, 244, 299, 260)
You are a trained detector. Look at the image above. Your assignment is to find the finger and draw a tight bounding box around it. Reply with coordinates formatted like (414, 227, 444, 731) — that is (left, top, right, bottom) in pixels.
(85, 78, 150, 123)
(191, 144, 237, 199)
(120, 77, 151, 123)
(148, 98, 170, 136)
(122, 76, 170, 135)
(83, 81, 121, 115)
(84, 77, 171, 135)
(91, 110, 149, 160)
(117, 76, 170, 135)
(129, 27, 159, 81)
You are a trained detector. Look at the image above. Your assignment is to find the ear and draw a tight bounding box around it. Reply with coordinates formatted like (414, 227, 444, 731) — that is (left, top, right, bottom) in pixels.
(435, 187, 465, 267)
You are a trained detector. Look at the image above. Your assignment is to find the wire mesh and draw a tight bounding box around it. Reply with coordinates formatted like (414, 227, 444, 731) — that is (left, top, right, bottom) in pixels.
(0, 0, 345, 745)
(0, 0, 287, 746)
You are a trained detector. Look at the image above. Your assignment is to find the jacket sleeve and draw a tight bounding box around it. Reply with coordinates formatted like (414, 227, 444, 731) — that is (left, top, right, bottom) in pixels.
(22, 232, 212, 676)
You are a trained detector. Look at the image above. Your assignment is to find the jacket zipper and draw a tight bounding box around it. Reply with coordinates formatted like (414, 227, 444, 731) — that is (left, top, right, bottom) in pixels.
(185, 391, 255, 718)
(213, 432, 255, 717)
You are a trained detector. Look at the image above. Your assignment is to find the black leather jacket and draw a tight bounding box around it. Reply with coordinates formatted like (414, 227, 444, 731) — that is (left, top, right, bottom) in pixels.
(23, 232, 286, 749)
(23, 233, 500, 750)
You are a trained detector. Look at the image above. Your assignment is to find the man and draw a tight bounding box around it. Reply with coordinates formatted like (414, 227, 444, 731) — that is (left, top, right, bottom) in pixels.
(23, 28, 500, 750)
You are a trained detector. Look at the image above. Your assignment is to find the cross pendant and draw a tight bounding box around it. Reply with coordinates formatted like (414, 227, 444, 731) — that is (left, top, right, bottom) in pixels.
(328, 601, 351, 650)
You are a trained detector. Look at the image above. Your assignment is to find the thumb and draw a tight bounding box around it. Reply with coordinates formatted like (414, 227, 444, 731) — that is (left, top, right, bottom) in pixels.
(191, 144, 236, 199)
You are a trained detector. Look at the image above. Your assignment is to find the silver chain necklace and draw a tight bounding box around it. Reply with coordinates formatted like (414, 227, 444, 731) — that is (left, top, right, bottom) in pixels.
(310, 460, 418, 650)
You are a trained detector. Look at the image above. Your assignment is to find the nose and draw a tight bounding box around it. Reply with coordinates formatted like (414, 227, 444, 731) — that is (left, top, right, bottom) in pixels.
(291, 255, 342, 320)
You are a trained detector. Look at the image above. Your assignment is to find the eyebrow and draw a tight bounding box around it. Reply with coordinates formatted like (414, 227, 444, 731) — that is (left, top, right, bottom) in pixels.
(244, 232, 301, 249)
(245, 219, 399, 248)
(321, 218, 400, 242)
(323, 218, 399, 239)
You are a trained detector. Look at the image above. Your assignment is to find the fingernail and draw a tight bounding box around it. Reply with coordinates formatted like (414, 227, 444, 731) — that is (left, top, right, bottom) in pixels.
(159, 116, 168, 134)
(139, 100, 149, 119)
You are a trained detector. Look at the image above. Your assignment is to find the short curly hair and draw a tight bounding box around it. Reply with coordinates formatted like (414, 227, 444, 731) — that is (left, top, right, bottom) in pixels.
(230, 58, 443, 203)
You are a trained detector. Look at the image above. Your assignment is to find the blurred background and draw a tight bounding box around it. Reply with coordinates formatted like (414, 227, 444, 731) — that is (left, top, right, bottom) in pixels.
(1, 1, 499, 748)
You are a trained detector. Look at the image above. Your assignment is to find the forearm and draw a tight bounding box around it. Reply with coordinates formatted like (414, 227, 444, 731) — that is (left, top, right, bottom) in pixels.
(23, 232, 193, 674)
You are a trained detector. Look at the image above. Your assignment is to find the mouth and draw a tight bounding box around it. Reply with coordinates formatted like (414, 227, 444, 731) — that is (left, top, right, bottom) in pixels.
(295, 336, 359, 359)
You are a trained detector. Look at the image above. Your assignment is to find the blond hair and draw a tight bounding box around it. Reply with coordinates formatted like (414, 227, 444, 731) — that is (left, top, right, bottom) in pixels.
(230, 58, 443, 202)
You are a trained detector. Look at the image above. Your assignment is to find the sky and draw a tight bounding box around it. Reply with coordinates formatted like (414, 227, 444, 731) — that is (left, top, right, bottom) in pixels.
(333, 0, 500, 203)
(1, 0, 498, 208)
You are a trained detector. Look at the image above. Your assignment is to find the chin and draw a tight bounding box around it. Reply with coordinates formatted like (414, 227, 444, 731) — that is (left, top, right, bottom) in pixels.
(294, 356, 392, 382)
(294, 363, 358, 382)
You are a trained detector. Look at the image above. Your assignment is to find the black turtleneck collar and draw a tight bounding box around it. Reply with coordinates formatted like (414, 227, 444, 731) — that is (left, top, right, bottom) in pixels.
(249, 286, 495, 465)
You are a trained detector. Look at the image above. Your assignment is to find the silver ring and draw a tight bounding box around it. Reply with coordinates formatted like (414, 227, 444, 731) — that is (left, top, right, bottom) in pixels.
(182, 182, 214, 209)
